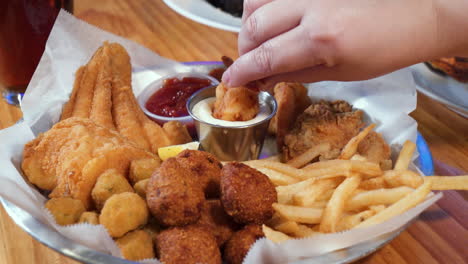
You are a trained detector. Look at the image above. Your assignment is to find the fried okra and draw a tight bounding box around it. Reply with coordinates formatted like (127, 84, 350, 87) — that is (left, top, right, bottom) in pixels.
(116, 230, 155, 261)
(78, 211, 99, 225)
(99, 192, 148, 238)
(129, 158, 160, 184)
(45, 197, 86, 226)
(91, 169, 133, 210)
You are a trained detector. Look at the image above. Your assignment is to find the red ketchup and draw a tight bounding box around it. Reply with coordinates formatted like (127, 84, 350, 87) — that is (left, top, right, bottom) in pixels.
(145, 77, 213, 138)
(146, 77, 212, 117)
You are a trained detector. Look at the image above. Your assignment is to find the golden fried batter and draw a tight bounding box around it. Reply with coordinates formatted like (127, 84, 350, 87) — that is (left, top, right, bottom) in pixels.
(22, 118, 155, 209)
(156, 225, 221, 264)
(283, 100, 364, 161)
(213, 83, 259, 121)
(59, 42, 189, 153)
(224, 224, 264, 264)
(45, 197, 86, 226)
(99, 192, 148, 238)
(221, 162, 277, 224)
(146, 158, 204, 226)
(175, 150, 222, 198)
(197, 200, 238, 246)
(116, 230, 155, 261)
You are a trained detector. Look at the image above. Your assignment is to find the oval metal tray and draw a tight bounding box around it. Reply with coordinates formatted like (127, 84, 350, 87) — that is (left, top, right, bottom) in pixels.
(1, 62, 434, 264)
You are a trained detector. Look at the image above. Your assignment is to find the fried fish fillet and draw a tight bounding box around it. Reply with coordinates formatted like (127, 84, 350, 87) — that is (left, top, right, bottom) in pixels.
(212, 83, 259, 121)
(283, 100, 364, 161)
(22, 118, 157, 209)
(60, 42, 188, 153)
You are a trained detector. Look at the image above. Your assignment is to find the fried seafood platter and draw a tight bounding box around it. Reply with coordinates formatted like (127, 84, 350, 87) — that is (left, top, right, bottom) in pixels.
(20, 43, 468, 264)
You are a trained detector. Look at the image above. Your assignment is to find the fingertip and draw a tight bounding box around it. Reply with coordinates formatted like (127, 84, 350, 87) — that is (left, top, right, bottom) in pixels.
(221, 69, 231, 86)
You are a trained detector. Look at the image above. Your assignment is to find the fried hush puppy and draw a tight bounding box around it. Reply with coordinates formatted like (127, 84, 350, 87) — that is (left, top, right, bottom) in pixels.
(197, 200, 239, 246)
(116, 230, 155, 261)
(129, 158, 161, 184)
(146, 158, 204, 226)
(91, 169, 134, 210)
(175, 149, 222, 198)
(224, 225, 264, 264)
(99, 192, 148, 238)
(79, 211, 99, 225)
(156, 225, 221, 264)
(45, 197, 86, 226)
(221, 162, 277, 224)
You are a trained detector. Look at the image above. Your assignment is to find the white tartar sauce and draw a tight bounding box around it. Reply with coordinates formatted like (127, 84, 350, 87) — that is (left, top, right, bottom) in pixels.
(192, 97, 270, 127)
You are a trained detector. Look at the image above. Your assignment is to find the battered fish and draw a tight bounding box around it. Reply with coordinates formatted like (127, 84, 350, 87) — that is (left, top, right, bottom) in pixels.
(22, 118, 156, 209)
(60, 42, 189, 153)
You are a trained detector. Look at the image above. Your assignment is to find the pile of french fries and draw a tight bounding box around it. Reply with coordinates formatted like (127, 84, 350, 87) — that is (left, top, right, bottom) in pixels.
(246, 125, 468, 242)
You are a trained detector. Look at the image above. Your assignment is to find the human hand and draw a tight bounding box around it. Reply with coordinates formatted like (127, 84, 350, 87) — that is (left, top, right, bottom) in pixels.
(222, 0, 467, 87)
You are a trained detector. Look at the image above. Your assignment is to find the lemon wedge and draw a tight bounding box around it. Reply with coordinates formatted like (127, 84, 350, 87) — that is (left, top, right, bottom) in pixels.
(157, 142, 200, 161)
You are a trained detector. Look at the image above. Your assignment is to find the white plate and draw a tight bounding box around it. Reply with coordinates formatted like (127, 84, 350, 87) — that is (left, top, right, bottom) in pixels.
(162, 0, 242, 32)
(411, 63, 468, 117)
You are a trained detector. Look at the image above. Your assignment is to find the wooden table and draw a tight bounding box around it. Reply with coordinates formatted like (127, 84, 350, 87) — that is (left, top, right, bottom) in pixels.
(1, 1, 467, 263)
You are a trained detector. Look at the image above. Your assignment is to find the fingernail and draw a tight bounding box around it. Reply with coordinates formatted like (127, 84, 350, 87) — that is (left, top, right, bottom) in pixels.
(222, 70, 231, 86)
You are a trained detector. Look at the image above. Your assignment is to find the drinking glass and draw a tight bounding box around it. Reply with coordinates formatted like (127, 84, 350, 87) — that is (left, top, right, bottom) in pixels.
(0, 0, 73, 106)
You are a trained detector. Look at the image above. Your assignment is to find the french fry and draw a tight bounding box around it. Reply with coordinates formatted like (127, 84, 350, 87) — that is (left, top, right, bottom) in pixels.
(320, 175, 361, 233)
(339, 124, 376, 160)
(273, 203, 323, 224)
(369, 205, 387, 214)
(293, 179, 340, 207)
(263, 225, 291, 243)
(336, 210, 375, 231)
(274, 221, 300, 235)
(254, 167, 300, 186)
(317, 189, 335, 201)
(263, 155, 281, 162)
(425, 175, 468, 190)
(346, 186, 414, 211)
(276, 178, 319, 204)
(350, 154, 368, 161)
(383, 170, 423, 188)
(394, 140, 416, 170)
(356, 180, 432, 228)
(360, 177, 387, 190)
(287, 143, 331, 168)
(304, 160, 382, 179)
(295, 224, 321, 238)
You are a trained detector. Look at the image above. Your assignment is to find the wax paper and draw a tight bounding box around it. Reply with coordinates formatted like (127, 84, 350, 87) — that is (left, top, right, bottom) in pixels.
(0, 10, 441, 264)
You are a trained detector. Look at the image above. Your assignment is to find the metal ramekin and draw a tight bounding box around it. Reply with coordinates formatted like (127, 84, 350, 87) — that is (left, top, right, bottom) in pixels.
(187, 85, 277, 161)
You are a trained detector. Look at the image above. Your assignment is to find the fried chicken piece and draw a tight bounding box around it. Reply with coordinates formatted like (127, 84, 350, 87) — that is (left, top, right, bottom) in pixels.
(268, 82, 311, 149)
(283, 100, 364, 161)
(221, 162, 277, 224)
(22, 118, 156, 209)
(223, 224, 264, 264)
(358, 131, 392, 169)
(213, 83, 259, 121)
(156, 225, 221, 264)
(427, 57, 468, 82)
